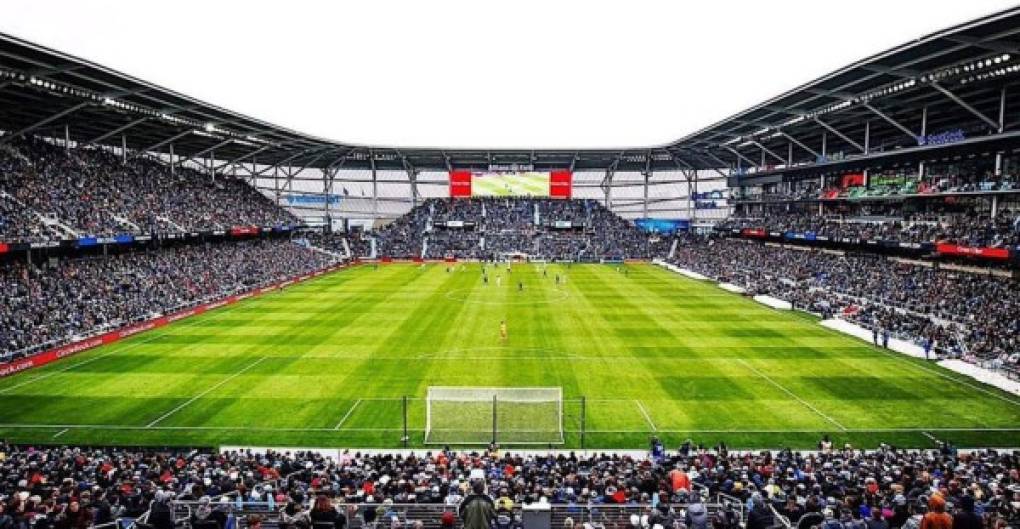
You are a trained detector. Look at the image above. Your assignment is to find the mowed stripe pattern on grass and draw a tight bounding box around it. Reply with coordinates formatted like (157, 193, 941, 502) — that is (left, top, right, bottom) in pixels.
(0, 263, 1017, 449)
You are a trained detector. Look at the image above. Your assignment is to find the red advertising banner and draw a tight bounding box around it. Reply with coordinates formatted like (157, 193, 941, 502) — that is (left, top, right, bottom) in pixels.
(841, 173, 865, 188)
(550, 170, 572, 199)
(741, 228, 767, 238)
(449, 170, 472, 198)
(935, 243, 1010, 261)
(0, 243, 8, 254)
(230, 226, 260, 236)
(0, 262, 351, 379)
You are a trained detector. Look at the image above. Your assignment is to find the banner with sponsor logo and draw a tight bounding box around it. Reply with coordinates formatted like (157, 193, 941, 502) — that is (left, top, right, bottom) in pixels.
(449, 170, 473, 198)
(550, 170, 573, 199)
(935, 243, 1010, 261)
(741, 228, 767, 238)
(230, 226, 260, 236)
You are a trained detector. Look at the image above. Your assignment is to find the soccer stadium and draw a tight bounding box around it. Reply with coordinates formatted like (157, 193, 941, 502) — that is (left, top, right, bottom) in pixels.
(1, 3, 1020, 529)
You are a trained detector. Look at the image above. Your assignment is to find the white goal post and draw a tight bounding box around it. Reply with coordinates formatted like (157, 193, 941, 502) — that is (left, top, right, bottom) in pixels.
(425, 387, 564, 445)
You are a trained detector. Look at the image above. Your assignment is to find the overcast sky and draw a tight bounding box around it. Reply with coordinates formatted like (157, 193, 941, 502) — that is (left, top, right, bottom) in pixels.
(2, 1, 1017, 149)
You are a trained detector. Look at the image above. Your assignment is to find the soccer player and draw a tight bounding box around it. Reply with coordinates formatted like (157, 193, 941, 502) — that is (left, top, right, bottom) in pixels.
(518, 281, 523, 292)
(500, 320, 508, 342)
(483, 274, 489, 285)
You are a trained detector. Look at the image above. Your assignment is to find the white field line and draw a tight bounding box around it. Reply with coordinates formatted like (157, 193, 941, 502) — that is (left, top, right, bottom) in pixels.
(634, 400, 657, 431)
(52, 428, 69, 438)
(737, 358, 848, 432)
(333, 399, 362, 430)
(0, 423, 1016, 434)
(0, 305, 238, 395)
(146, 356, 268, 427)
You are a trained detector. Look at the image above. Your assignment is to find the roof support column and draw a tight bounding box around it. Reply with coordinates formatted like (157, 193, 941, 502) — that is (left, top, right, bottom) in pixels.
(919, 106, 927, 178)
(121, 134, 127, 164)
(814, 118, 864, 153)
(369, 150, 378, 219)
(863, 121, 870, 187)
(274, 166, 280, 208)
(996, 87, 1007, 175)
(64, 124, 70, 152)
(169, 143, 175, 175)
(642, 170, 650, 219)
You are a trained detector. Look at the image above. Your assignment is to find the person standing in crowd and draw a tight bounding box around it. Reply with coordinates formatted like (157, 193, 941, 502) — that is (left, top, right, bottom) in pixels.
(459, 481, 496, 529)
(952, 496, 980, 529)
(882, 329, 890, 349)
(919, 495, 952, 529)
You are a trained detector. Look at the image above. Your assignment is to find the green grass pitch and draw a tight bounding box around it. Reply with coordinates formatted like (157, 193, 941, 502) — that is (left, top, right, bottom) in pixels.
(0, 262, 1017, 450)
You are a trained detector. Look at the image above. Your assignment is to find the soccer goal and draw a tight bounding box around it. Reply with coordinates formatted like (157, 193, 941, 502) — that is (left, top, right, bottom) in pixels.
(425, 387, 564, 445)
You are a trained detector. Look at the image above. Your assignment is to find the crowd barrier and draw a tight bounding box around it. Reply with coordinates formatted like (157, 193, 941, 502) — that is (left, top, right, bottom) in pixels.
(752, 295, 792, 310)
(651, 259, 710, 280)
(820, 319, 1020, 397)
(0, 262, 352, 379)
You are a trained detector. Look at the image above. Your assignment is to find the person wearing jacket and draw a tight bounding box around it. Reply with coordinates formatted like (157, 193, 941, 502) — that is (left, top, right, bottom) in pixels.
(458, 481, 495, 529)
(919, 495, 952, 529)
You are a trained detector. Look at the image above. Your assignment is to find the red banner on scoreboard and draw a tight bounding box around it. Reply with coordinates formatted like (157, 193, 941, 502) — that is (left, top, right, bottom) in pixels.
(935, 243, 1010, 261)
(449, 170, 472, 198)
(550, 170, 572, 199)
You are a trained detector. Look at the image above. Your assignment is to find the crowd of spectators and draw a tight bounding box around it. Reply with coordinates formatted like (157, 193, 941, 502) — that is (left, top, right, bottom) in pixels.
(0, 137, 298, 242)
(719, 211, 1020, 248)
(301, 232, 372, 259)
(668, 237, 1020, 371)
(0, 441, 1016, 529)
(372, 198, 658, 261)
(0, 239, 336, 359)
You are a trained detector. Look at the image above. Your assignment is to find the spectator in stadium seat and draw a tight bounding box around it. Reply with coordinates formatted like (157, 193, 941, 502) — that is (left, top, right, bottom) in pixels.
(459, 481, 495, 529)
(745, 495, 774, 529)
(920, 496, 952, 529)
(951, 496, 980, 529)
(310, 495, 344, 529)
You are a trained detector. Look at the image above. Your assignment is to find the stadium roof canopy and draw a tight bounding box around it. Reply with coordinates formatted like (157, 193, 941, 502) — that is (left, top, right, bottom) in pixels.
(1, 7, 1019, 177)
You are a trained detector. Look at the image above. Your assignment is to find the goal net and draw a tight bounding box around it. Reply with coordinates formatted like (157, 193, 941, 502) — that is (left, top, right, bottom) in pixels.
(425, 387, 564, 445)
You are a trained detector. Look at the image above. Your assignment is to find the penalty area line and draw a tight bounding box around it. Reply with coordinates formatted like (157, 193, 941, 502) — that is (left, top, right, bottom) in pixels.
(146, 356, 268, 428)
(737, 358, 848, 432)
(333, 399, 362, 430)
(634, 400, 657, 431)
